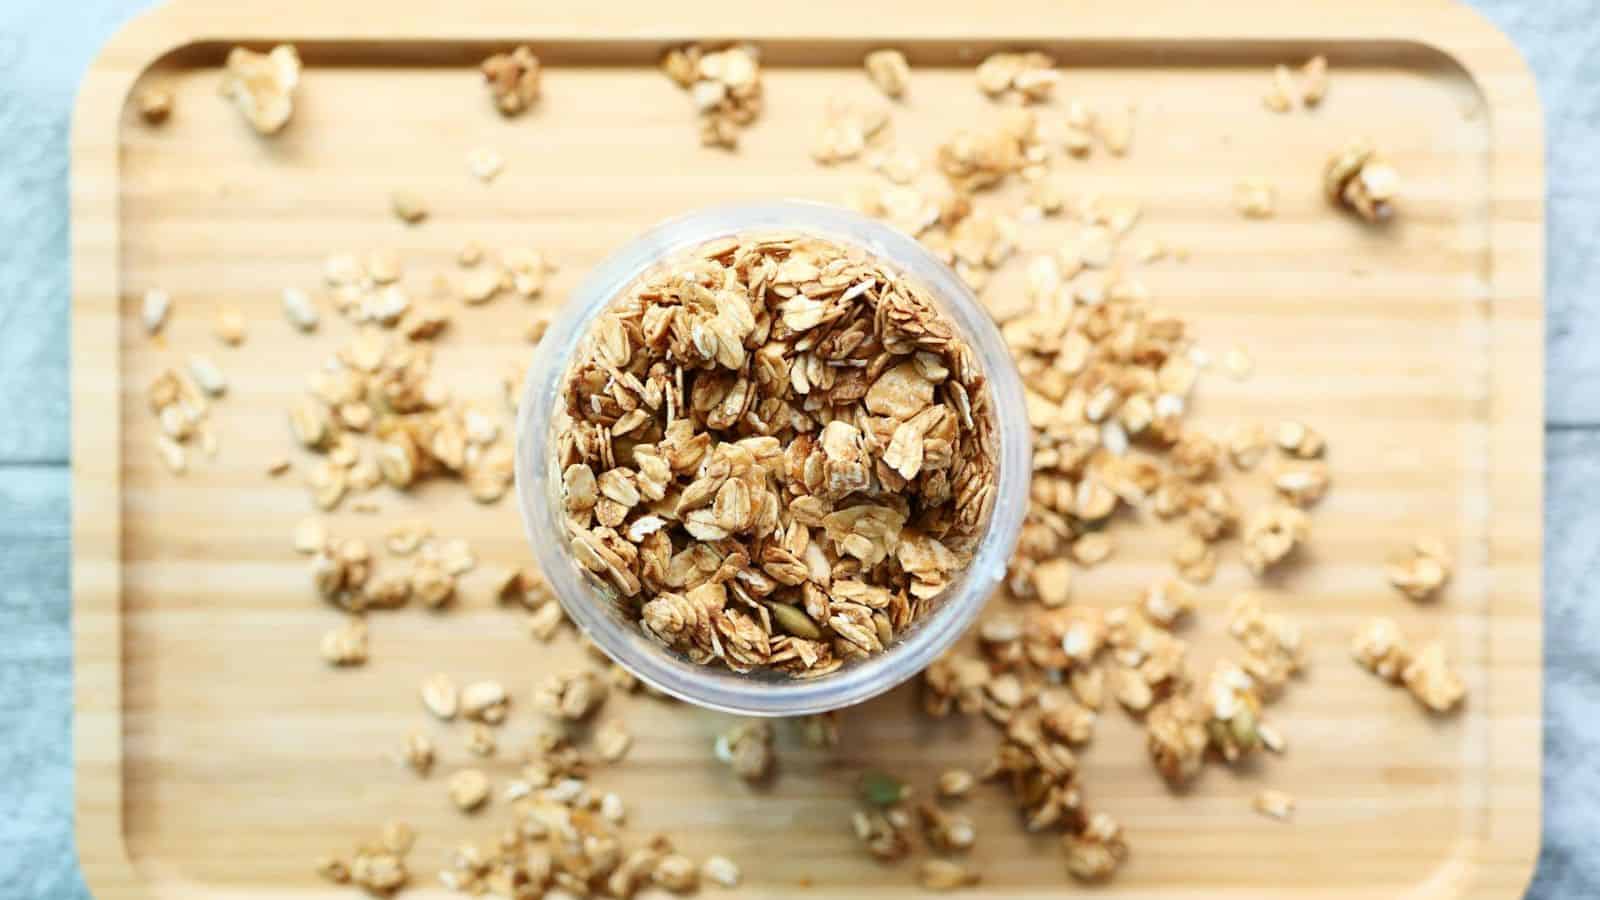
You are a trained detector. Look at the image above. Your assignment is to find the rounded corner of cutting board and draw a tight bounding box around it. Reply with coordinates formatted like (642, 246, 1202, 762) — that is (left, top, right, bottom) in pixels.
(74, 821, 155, 900)
(1400, 1, 1546, 158)
(70, 0, 218, 150)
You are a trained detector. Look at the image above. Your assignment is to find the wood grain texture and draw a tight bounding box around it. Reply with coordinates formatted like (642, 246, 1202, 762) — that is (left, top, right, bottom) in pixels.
(72, 1, 1543, 898)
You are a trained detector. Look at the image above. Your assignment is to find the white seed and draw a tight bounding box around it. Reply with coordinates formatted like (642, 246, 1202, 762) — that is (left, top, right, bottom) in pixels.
(1101, 421, 1129, 456)
(282, 287, 319, 331)
(142, 288, 171, 335)
(466, 146, 504, 181)
(702, 855, 741, 888)
(156, 435, 186, 473)
(1254, 789, 1295, 821)
(545, 777, 585, 805)
(420, 672, 459, 720)
(460, 679, 507, 722)
(187, 354, 227, 396)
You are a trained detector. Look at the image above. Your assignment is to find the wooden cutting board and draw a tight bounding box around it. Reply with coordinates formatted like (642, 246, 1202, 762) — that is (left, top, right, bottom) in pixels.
(71, 0, 1544, 897)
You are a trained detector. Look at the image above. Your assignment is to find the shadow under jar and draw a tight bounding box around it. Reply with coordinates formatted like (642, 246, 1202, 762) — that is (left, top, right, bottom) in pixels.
(516, 202, 1029, 716)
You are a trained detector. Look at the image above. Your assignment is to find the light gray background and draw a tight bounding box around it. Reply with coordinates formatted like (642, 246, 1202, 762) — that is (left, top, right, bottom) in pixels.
(1, 1, 1592, 896)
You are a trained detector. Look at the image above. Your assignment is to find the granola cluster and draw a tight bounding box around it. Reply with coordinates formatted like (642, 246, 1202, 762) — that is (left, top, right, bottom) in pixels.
(278, 241, 560, 509)
(661, 44, 764, 149)
(1351, 618, 1466, 713)
(1264, 56, 1328, 113)
(553, 233, 999, 677)
(322, 669, 742, 900)
(1325, 138, 1400, 223)
(147, 363, 222, 475)
(287, 332, 515, 508)
(219, 44, 301, 135)
(918, 584, 1314, 880)
(481, 46, 542, 116)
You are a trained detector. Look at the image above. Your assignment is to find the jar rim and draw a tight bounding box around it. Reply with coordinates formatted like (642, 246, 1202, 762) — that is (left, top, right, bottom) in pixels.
(514, 200, 1031, 716)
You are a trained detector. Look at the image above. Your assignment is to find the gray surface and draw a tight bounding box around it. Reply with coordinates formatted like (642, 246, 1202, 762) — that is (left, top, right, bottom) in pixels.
(0, 1, 1593, 897)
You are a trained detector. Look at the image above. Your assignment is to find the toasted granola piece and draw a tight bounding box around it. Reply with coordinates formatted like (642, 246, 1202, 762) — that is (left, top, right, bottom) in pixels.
(864, 49, 911, 99)
(1325, 138, 1399, 222)
(219, 45, 301, 135)
(1386, 537, 1453, 601)
(481, 46, 541, 115)
(1402, 641, 1466, 713)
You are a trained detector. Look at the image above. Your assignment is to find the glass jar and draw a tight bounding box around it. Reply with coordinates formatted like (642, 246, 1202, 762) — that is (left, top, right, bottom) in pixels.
(514, 201, 1029, 717)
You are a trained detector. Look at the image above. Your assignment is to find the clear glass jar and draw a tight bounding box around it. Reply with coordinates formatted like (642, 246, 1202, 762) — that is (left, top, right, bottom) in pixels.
(514, 201, 1029, 717)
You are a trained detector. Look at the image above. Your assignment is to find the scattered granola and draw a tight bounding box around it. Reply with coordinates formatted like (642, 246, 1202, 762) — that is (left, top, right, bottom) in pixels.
(461, 679, 510, 724)
(1141, 578, 1194, 628)
(1353, 623, 1468, 712)
(1093, 105, 1134, 156)
(1253, 788, 1295, 821)
(141, 287, 172, 336)
(322, 825, 416, 895)
(1325, 139, 1399, 222)
(219, 44, 301, 135)
(282, 286, 319, 331)
(937, 768, 975, 800)
(1226, 592, 1304, 697)
(466, 724, 497, 757)
(533, 671, 606, 721)
(320, 617, 368, 666)
(315, 855, 350, 884)
(148, 367, 219, 475)
(852, 806, 914, 860)
(466, 146, 505, 182)
(1300, 56, 1329, 105)
(136, 86, 172, 124)
(594, 720, 633, 763)
(1351, 617, 1410, 682)
(401, 733, 435, 776)
(662, 43, 764, 149)
(701, 855, 741, 888)
(975, 51, 1058, 104)
(654, 854, 701, 893)
(864, 49, 911, 99)
(1403, 641, 1467, 713)
(553, 232, 999, 678)
(1386, 537, 1452, 601)
(448, 768, 491, 812)
(1275, 420, 1325, 458)
(1264, 56, 1327, 112)
(918, 802, 976, 852)
(1147, 695, 1207, 784)
(1233, 178, 1276, 219)
(391, 191, 429, 225)
(1062, 812, 1129, 882)
(919, 858, 981, 891)
(187, 354, 227, 396)
(481, 46, 541, 116)
(714, 721, 774, 782)
(1264, 65, 1295, 114)
(284, 323, 515, 509)
(421, 672, 460, 720)
(214, 307, 246, 345)
(812, 93, 890, 165)
(1241, 504, 1309, 576)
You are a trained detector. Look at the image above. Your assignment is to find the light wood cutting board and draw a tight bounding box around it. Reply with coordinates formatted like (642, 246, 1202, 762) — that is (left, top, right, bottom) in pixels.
(72, 1, 1544, 897)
